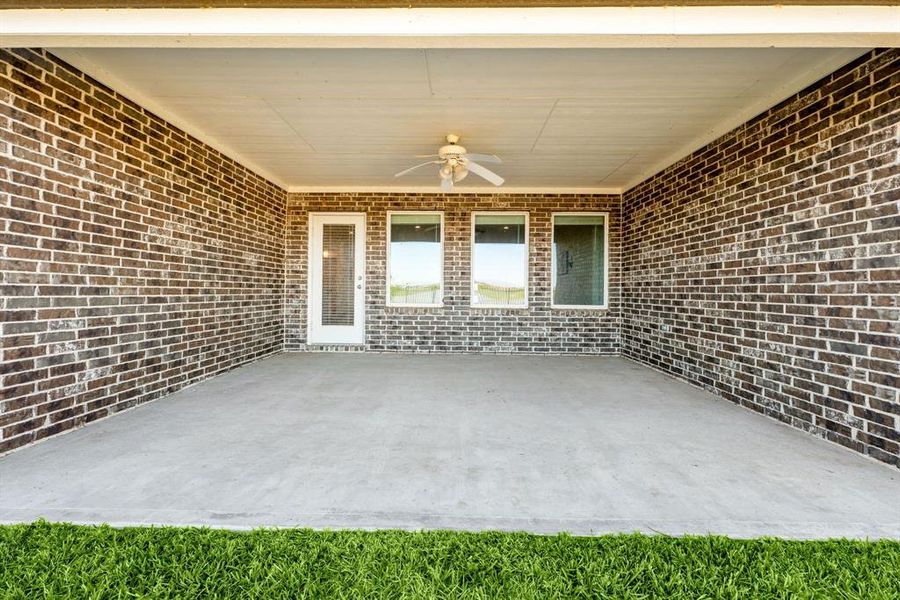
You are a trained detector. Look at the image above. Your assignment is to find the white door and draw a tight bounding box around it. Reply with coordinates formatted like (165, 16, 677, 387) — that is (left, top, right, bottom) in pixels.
(308, 213, 366, 345)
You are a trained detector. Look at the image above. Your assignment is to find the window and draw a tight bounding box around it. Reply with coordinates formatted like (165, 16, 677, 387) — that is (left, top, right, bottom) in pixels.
(552, 213, 608, 308)
(387, 212, 443, 306)
(471, 213, 528, 307)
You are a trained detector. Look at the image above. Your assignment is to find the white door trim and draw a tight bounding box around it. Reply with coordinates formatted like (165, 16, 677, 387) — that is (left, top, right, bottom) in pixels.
(307, 212, 366, 345)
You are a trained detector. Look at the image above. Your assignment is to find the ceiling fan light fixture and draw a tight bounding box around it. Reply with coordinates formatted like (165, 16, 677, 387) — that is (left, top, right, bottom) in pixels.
(394, 134, 505, 190)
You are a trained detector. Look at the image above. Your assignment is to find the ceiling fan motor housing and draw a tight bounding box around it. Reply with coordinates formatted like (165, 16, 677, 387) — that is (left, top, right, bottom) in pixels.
(438, 143, 467, 160)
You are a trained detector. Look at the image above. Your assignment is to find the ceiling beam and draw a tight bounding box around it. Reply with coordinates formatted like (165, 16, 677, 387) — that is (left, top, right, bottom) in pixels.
(2, 6, 897, 48)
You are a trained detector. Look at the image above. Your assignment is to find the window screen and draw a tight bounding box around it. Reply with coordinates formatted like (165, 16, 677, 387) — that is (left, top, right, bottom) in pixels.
(552, 214, 606, 307)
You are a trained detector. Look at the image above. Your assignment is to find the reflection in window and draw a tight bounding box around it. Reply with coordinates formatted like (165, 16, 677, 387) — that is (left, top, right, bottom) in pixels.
(552, 214, 606, 307)
(472, 214, 527, 307)
(388, 213, 442, 305)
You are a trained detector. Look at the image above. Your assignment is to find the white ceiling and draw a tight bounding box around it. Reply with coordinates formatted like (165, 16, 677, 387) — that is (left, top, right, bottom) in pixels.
(52, 47, 866, 192)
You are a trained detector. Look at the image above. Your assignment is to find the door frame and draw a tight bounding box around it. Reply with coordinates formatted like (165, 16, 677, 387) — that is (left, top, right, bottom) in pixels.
(307, 212, 367, 345)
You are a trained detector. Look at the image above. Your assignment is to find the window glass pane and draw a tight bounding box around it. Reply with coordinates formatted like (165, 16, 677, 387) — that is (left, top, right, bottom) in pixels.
(552, 214, 606, 306)
(473, 214, 527, 306)
(389, 213, 442, 304)
(321, 224, 355, 325)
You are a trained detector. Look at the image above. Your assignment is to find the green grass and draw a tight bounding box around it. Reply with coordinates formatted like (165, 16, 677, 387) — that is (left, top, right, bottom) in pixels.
(2, 522, 899, 599)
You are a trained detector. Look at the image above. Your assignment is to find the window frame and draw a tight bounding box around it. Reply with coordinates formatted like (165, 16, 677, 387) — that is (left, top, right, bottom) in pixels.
(470, 211, 530, 309)
(385, 210, 445, 308)
(550, 212, 610, 310)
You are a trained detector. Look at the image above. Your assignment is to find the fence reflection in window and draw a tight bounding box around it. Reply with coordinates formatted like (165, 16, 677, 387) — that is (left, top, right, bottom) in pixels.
(388, 213, 443, 306)
(472, 214, 528, 307)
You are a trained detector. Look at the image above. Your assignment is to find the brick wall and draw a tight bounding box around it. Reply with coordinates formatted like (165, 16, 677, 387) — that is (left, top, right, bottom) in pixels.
(286, 193, 621, 353)
(0, 49, 286, 454)
(621, 49, 900, 466)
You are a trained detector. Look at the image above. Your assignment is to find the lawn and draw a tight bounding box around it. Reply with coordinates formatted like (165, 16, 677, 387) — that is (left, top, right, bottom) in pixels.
(2, 522, 899, 599)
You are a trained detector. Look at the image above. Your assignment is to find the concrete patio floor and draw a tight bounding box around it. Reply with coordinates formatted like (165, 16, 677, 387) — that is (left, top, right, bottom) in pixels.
(1, 354, 898, 539)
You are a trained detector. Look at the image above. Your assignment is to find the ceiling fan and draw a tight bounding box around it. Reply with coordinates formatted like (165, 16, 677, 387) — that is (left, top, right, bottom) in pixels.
(394, 134, 505, 192)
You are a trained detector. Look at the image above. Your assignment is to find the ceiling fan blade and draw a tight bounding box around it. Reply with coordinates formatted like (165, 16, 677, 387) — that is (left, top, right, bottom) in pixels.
(440, 176, 453, 192)
(394, 160, 439, 178)
(415, 154, 440, 158)
(465, 160, 505, 186)
(465, 153, 502, 164)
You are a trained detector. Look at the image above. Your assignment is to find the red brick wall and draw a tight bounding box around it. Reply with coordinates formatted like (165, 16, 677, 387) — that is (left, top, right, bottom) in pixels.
(0, 49, 286, 454)
(286, 193, 621, 353)
(622, 49, 900, 466)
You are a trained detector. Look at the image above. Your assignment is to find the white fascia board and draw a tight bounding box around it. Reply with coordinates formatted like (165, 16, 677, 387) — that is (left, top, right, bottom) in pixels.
(1, 6, 898, 48)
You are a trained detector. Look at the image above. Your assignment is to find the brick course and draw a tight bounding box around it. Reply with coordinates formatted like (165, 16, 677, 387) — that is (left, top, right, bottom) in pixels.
(286, 193, 621, 354)
(621, 49, 900, 466)
(0, 49, 286, 454)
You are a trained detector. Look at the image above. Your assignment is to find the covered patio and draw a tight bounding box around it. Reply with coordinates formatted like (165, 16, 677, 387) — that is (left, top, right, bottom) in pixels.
(2, 354, 897, 540)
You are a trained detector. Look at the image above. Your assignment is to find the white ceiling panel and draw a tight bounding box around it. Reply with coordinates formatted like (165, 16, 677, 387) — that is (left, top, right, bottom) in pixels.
(51, 47, 866, 191)
(212, 138, 316, 155)
(156, 96, 309, 140)
(267, 97, 554, 154)
(69, 48, 433, 99)
(426, 48, 833, 98)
